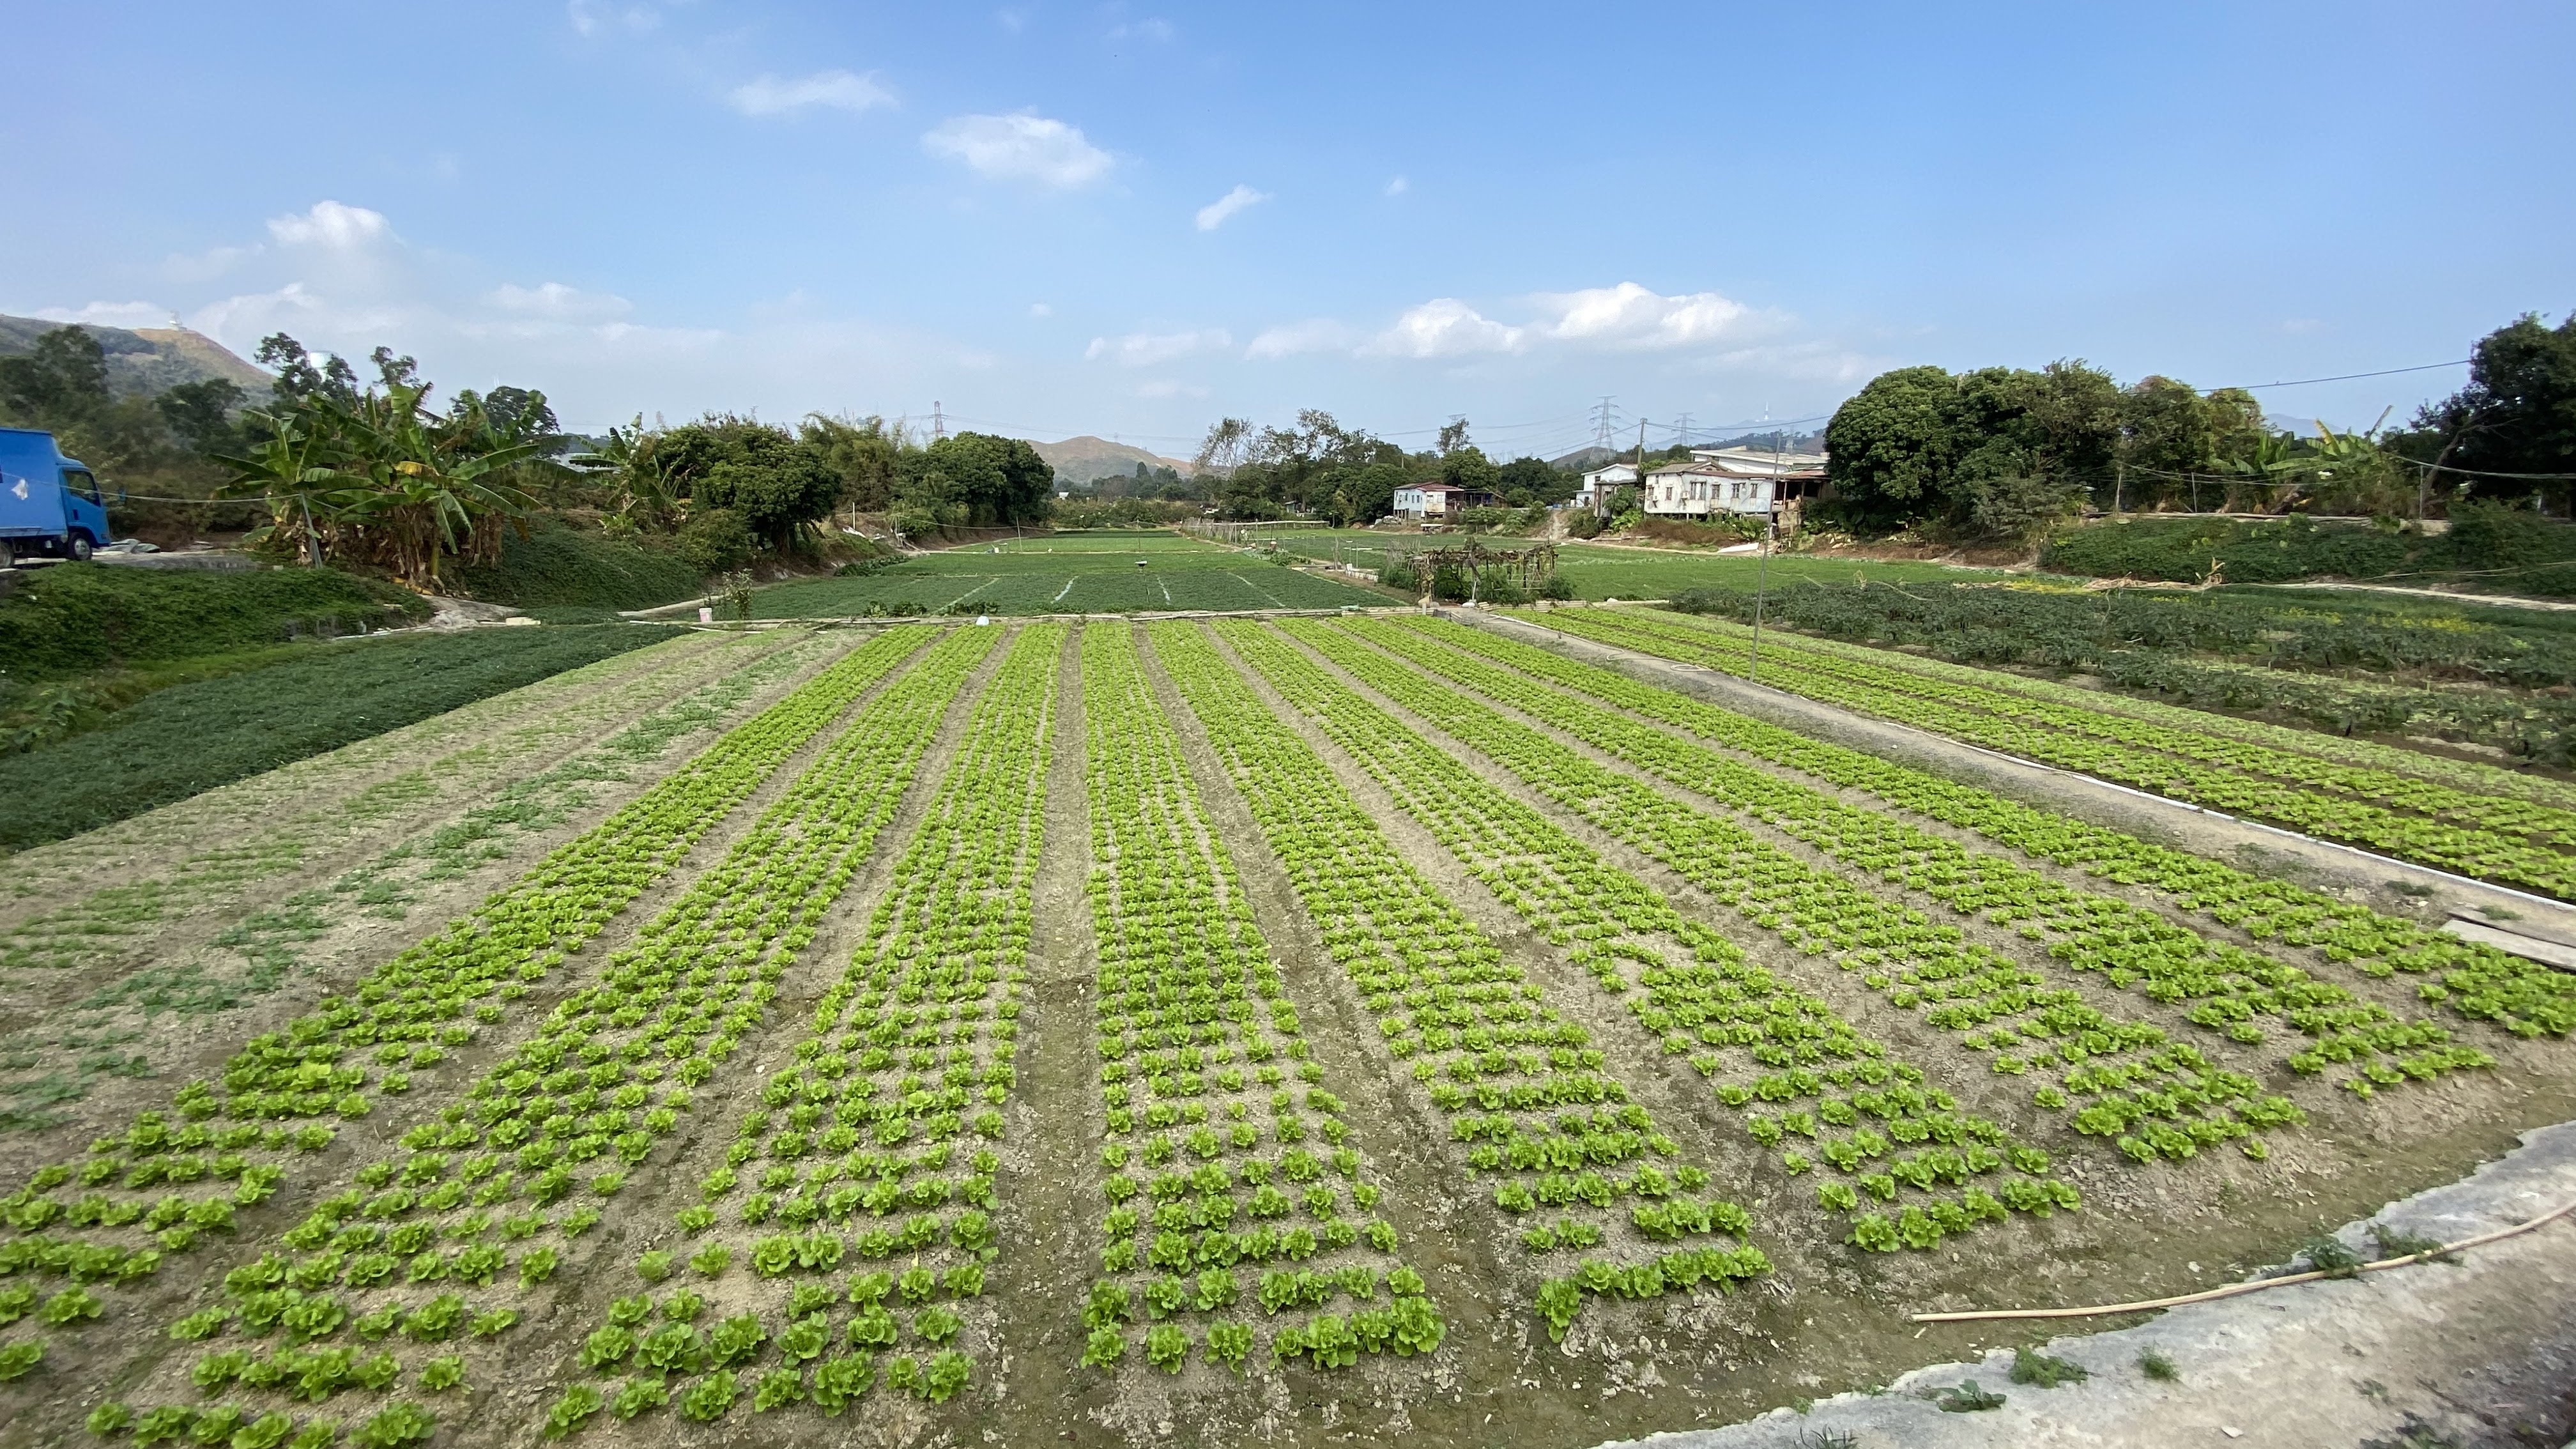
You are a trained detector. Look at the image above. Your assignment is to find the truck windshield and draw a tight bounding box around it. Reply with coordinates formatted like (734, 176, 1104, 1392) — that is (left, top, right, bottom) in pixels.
(64, 470, 100, 503)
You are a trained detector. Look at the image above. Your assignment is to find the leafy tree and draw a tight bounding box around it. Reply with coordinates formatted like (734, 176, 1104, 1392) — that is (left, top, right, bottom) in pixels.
(658, 415, 843, 552)
(893, 431, 1052, 533)
(155, 378, 245, 455)
(1202, 410, 1409, 525)
(799, 414, 903, 514)
(1495, 456, 1573, 507)
(1827, 360, 2122, 537)
(254, 333, 358, 406)
(1439, 445, 1500, 494)
(2412, 312, 2576, 508)
(0, 326, 112, 421)
(1822, 365, 1963, 525)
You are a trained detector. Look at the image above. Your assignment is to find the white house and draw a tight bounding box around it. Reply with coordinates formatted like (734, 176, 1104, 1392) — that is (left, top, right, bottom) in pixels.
(1392, 483, 1499, 521)
(1643, 447, 1827, 520)
(1571, 462, 1637, 510)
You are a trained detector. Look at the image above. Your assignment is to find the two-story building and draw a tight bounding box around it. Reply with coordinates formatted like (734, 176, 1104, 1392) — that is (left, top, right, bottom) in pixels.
(1643, 446, 1827, 521)
(1571, 462, 1637, 510)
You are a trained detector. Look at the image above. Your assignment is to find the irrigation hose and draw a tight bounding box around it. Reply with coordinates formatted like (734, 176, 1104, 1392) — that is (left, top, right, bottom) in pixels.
(1907, 1193, 2576, 1324)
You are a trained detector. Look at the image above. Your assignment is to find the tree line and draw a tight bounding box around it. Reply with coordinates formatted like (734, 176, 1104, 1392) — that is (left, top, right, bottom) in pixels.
(0, 323, 1056, 586)
(1189, 411, 1574, 525)
(1820, 311, 2576, 539)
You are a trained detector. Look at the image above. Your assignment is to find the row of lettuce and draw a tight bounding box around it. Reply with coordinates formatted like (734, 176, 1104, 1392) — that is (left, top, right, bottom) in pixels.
(10, 606, 2559, 1441)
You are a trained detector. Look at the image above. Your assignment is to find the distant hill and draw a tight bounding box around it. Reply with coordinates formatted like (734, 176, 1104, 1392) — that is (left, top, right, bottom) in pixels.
(0, 314, 272, 399)
(1032, 434, 1199, 484)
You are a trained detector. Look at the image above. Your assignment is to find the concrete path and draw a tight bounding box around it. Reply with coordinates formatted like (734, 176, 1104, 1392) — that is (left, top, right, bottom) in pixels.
(1594, 1123, 2576, 1449)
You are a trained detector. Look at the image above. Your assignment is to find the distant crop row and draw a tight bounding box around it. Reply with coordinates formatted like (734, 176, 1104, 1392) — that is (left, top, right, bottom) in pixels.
(1547, 607, 2576, 900)
(1453, 616, 2576, 1041)
(1349, 617, 2503, 1087)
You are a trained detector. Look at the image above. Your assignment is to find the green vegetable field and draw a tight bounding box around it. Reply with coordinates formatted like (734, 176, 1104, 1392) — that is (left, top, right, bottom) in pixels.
(749, 531, 1388, 618)
(3, 611, 2572, 1448)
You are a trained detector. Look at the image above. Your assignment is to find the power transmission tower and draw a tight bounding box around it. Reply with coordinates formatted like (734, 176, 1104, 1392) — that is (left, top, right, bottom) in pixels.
(1591, 397, 1617, 453)
(932, 401, 946, 441)
(1675, 413, 1692, 450)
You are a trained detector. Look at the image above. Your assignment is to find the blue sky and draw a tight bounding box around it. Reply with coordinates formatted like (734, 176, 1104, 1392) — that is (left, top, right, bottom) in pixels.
(5, 1, 2568, 456)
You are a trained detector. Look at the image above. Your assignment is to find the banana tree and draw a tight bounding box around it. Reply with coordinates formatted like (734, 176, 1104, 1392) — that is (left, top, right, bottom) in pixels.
(213, 411, 362, 565)
(342, 385, 548, 587)
(568, 416, 678, 530)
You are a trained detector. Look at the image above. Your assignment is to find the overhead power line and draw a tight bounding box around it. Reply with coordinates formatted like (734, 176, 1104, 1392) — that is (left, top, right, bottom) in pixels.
(2220, 360, 2471, 391)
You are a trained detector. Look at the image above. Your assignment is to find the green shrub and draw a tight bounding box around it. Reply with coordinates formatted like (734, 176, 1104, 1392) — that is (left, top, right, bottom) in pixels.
(674, 509, 756, 576)
(452, 519, 704, 610)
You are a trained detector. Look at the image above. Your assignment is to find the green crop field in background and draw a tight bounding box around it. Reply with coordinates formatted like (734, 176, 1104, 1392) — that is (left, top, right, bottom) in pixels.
(1256, 530, 2010, 597)
(750, 533, 1390, 617)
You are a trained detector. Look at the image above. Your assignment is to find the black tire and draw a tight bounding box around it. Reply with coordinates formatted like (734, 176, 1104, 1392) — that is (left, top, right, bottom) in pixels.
(68, 533, 92, 562)
(0, 538, 13, 569)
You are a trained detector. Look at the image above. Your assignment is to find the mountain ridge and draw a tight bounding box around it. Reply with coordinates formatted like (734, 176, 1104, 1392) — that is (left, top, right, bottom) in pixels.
(1030, 433, 1198, 484)
(0, 314, 272, 398)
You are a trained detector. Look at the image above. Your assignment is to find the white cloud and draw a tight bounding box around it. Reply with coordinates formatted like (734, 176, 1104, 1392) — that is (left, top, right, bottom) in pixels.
(1531, 281, 1752, 349)
(1028, 302, 1053, 318)
(1108, 17, 1175, 42)
(266, 201, 394, 250)
(1363, 299, 1525, 358)
(567, 0, 659, 37)
(489, 282, 634, 322)
(1245, 319, 1357, 359)
(162, 245, 257, 284)
(923, 113, 1112, 188)
(1384, 175, 1409, 197)
(34, 301, 175, 330)
(728, 70, 896, 117)
(1194, 184, 1269, 232)
(1084, 329, 1230, 367)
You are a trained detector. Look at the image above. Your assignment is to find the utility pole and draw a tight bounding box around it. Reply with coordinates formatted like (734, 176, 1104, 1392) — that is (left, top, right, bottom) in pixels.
(1750, 411, 1779, 685)
(1633, 419, 1648, 522)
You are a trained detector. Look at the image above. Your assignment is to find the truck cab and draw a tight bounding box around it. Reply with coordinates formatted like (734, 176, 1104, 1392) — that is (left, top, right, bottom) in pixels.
(0, 427, 110, 567)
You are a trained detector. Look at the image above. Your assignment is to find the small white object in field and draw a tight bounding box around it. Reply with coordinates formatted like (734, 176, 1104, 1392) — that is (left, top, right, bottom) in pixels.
(503, 617, 539, 626)
(976, 615, 991, 627)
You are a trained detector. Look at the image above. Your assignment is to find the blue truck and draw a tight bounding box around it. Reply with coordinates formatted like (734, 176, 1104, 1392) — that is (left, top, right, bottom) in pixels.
(0, 427, 110, 567)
